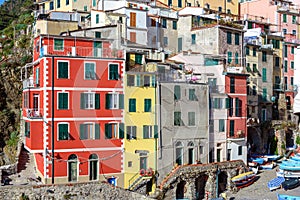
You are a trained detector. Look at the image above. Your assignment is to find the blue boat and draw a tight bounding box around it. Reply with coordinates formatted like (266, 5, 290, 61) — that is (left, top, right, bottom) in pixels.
(277, 194, 300, 200)
(291, 156, 300, 161)
(282, 159, 300, 165)
(252, 157, 265, 165)
(279, 163, 300, 171)
(264, 155, 282, 162)
(267, 176, 285, 191)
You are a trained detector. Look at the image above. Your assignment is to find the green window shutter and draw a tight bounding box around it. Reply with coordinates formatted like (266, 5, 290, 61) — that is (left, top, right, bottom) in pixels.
(95, 123, 100, 139)
(95, 93, 100, 109)
(105, 94, 111, 109)
(227, 52, 232, 63)
(105, 124, 110, 139)
(229, 120, 234, 136)
(93, 0, 96, 7)
(151, 75, 156, 87)
(54, 39, 63, 50)
(58, 93, 64, 109)
(143, 126, 147, 139)
(109, 64, 119, 80)
(225, 98, 230, 108)
(262, 68, 267, 82)
(58, 124, 68, 140)
(63, 93, 68, 109)
(119, 123, 124, 139)
(80, 124, 85, 140)
(227, 32, 231, 44)
(235, 33, 239, 45)
(154, 125, 158, 138)
(119, 94, 124, 109)
(174, 85, 181, 100)
(129, 99, 136, 112)
(58, 62, 68, 78)
(219, 119, 224, 132)
(235, 98, 239, 117)
(80, 93, 85, 109)
(246, 47, 249, 55)
(144, 99, 151, 112)
(135, 54, 143, 64)
(136, 74, 141, 86)
(235, 52, 238, 64)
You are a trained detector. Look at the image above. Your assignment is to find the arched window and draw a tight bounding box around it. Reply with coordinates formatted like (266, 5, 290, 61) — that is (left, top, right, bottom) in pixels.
(89, 154, 98, 181)
(68, 154, 78, 182)
(175, 141, 183, 165)
(188, 142, 194, 164)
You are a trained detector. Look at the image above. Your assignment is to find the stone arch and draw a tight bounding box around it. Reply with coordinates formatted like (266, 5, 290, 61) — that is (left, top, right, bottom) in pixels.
(176, 180, 187, 199)
(195, 173, 209, 200)
(217, 171, 228, 195)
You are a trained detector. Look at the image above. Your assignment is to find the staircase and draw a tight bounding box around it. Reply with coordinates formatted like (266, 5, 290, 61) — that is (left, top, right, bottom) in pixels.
(128, 176, 153, 192)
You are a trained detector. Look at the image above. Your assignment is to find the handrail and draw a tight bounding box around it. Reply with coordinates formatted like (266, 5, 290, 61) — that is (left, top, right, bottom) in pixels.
(128, 172, 140, 189)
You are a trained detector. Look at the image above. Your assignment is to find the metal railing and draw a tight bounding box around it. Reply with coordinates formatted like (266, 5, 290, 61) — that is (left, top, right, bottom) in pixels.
(24, 108, 43, 119)
(23, 78, 36, 89)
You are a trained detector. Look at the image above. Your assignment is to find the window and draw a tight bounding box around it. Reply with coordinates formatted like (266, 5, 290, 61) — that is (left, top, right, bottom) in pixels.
(189, 89, 197, 101)
(262, 51, 267, 62)
(58, 123, 69, 140)
(285, 77, 288, 90)
(188, 112, 195, 126)
(253, 48, 256, 56)
(284, 45, 288, 57)
(168, 0, 172, 6)
(229, 120, 234, 136)
(262, 88, 267, 101)
(127, 75, 135, 86)
(175, 142, 183, 165)
(284, 60, 288, 72)
(163, 37, 168, 46)
(174, 111, 183, 126)
(178, 0, 182, 7)
(57, 0, 60, 8)
(173, 21, 177, 30)
(235, 52, 239, 64)
(238, 146, 242, 155)
(283, 14, 287, 22)
(144, 75, 150, 87)
(143, 125, 157, 139)
(275, 76, 281, 89)
(246, 47, 249, 55)
(291, 77, 294, 86)
(66, 0, 69, 5)
(219, 119, 225, 132)
(227, 51, 232, 63)
(92, 0, 96, 7)
(105, 123, 124, 139)
(253, 85, 257, 95)
(94, 41, 102, 57)
(292, 16, 297, 24)
(126, 126, 137, 139)
(262, 68, 267, 82)
(25, 122, 30, 137)
(84, 6, 87, 11)
(230, 77, 235, 93)
(227, 97, 233, 116)
(80, 123, 100, 140)
(144, 99, 151, 112)
(227, 32, 232, 44)
(80, 93, 100, 109)
(162, 19, 167, 28)
(235, 33, 239, 45)
(129, 98, 136, 112)
(218, 6, 222, 12)
(136, 74, 143, 86)
(89, 154, 98, 181)
(50, 2, 54, 10)
(275, 57, 280, 67)
(95, 32, 101, 38)
(96, 14, 99, 24)
(191, 34, 196, 44)
(58, 61, 69, 79)
(214, 98, 224, 109)
(291, 61, 294, 69)
(68, 154, 78, 182)
(130, 12, 136, 27)
(130, 32, 136, 42)
(262, 109, 267, 121)
(235, 98, 241, 117)
(283, 29, 287, 35)
(272, 40, 280, 49)
(106, 93, 124, 109)
(84, 63, 96, 80)
(36, 68, 40, 85)
(108, 64, 119, 80)
(199, 146, 204, 154)
(293, 30, 296, 35)
(291, 46, 295, 54)
(188, 142, 194, 164)
(151, 75, 156, 87)
(253, 64, 258, 73)
(58, 92, 68, 110)
(54, 39, 63, 51)
(227, 9, 231, 14)
(174, 85, 181, 100)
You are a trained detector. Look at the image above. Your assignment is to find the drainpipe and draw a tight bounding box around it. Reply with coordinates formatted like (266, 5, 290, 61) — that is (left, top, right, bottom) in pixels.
(158, 83, 162, 159)
(51, 56, 55, 184)
(154, 73, 158, 186)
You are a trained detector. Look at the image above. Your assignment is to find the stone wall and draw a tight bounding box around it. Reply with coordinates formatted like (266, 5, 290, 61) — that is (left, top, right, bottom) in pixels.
(0, 182, 153, 200)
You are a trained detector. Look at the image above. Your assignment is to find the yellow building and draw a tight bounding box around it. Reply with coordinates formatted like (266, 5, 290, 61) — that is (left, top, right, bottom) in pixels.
(35, 0, 95, 13)
(123, 54, 158, 193)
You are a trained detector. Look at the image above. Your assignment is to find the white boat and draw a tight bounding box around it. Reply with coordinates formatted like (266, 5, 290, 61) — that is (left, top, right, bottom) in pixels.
(277, 169, 300, 178)
(260, 162, 275, 170)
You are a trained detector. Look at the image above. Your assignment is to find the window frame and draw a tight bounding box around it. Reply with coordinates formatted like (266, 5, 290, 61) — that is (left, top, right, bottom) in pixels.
(144, 99, 152, 112)
(58, 92, 69, 110)
(126, 126, 137, 140)
(105, 93, 124, 110)
(57, 60, 69, 79)
(188, 112, 196, 126)
(80, 122, 100, 140)
(84, 62, 96, 80)
(54, 38, 64, 51)
(108, 63, 119, 80)
(58, 122, 69, 141)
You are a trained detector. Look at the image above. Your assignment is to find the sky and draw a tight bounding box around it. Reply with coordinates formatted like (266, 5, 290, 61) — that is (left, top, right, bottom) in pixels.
(0, 0, 4, 5)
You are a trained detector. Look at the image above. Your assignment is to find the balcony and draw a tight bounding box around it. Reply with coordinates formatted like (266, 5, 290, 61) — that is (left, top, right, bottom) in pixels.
(39, 45, 124, 59)
(228, 130, 246, 141)
(23, 77, 36, 89)
(24, 108, 43, 119)
(260, 44, 273, 50)
(209, 85, 225, 93)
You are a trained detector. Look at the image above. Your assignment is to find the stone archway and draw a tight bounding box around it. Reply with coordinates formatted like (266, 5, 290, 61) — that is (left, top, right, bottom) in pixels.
(217, 171, 228, 195)
(176, 180, 187, 199)
(195, 173, 209, 200)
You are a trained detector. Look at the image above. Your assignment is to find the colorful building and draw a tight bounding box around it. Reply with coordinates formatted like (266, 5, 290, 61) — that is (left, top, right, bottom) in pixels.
(21, 34, 125, 184)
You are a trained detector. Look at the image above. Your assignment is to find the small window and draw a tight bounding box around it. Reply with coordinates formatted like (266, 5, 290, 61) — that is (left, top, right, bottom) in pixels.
(292, 16, 297, 24)
(66, 0, 69, 5)
(262, 51, 267, 62)
(227, 32, 232, 44)
(191, 34, 196, 44)
(129, 98, 136, 112)
(229, 120, 234, 136)
(84, 5, 87, 11)
(246, 47, 249, 55)
(189, 89, 198, 101)
(105, 123, 124, 139)
(96, 14, 99, 24)
(144, 99, 151, 112)
(126, 126, 137, 139)
(284, 45, 288, 57)
(84, 63, 96, 80)
(238, 146, 242, 155)
(95, 32, 101, 38)
(262, 68, 267, 82)
(50, 2, 54, 10)
(92, 0, 96, 7)
(292, 30, 296, 35)
(54, 39, 64, 51)
(106, 93, 124, 109)
(174, 112, 183, 126)
(234, 33, 239, 45)
(80, 123, 100, 140)
(162, 19, 167, 28)
(57, 0, 60, 8)
(253, 48, 257, 56)
(127, 75, 135, 86)
(25, 122, 30, 137)
(143, 125, 153, 139)
(80, 93, 100, 109)
(163, 37, 168, 46)
(188, 112, 195, 126)
(144, 76, 150, 87)
(109, 64, 119, 80)
(227, 51, 232, 63)
(218, 6, 222, 12)
(291, 46, 295, 54)
(172, 21, 177, 30)
(58, 123, 69, 140)
(291, 61, 294, 69)
(219, 119, 225, 132)
(283, 29, 287, 35)
(283, 14, 287, 23)
(174, 85, 181, 100)
(58, 92, 69, 110)
(230, 77, 235, 93)
(58, 61, 69, 79)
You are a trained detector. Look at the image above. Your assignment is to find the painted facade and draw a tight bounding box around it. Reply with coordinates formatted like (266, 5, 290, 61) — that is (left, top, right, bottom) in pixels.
(35, 0, 93, 13)
(22, 34, 126, 185)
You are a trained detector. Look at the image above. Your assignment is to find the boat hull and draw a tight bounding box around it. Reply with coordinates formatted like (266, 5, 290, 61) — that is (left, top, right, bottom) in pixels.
(235, 175, 258, 189)
(281, 178, 300, 190)
(277, 194, 300, 200)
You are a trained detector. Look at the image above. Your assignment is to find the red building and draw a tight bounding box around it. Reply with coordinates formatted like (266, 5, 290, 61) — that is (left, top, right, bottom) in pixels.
(22, 34, 125, 184)
(225, 73, 248, 162)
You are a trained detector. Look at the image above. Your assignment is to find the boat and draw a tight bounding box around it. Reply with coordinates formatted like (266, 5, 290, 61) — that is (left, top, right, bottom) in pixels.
(249, 166, 259, 174)
(281, 178, 300, 190)
(248, 161, 258, 167)
(277, 194, 300, 200)
(252, 157, 265, 165)
(234, 175, 258, 189)
(279, 163, 300, 171)
(260, 162, 275, 170)
(264, 155, 282, 162)
(290, 156, 300, 161)
(267, 176, 285, 191)
(231, 171, 255, 182)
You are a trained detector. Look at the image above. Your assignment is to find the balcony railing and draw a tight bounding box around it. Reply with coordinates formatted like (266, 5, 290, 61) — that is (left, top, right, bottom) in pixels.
(23, 77, 35, 89)
(39, 45, 124, 59)
(228, 131, 245, 139)
(209, 85, 225, 93)
(24, 108, 43, 119)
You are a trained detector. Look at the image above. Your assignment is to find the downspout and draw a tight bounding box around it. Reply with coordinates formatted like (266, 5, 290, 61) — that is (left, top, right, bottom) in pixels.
(51, 56, 55, 184)
(154, 73, 158, 186)
(158, 83, 162, 159)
